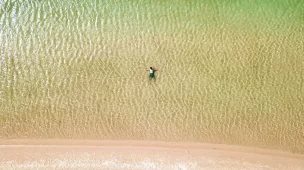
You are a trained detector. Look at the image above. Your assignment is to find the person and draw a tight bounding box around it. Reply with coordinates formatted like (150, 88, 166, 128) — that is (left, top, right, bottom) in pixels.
(148, 67, 155, 80)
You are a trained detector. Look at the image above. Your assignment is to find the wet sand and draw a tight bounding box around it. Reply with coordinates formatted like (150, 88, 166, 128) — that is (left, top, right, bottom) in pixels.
(0, 139, 303, 170)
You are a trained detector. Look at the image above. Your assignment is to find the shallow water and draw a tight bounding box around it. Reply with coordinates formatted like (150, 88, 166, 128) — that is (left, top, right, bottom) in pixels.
(0, 0, 304, 153)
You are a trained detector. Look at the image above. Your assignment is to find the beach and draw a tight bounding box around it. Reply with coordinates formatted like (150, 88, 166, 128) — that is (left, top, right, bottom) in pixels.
(1, 140, 304, 170)
(1, 0, 304, 169)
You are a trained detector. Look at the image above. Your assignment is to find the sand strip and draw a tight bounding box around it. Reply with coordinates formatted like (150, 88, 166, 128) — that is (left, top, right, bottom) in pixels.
(0, 139, 303, 170)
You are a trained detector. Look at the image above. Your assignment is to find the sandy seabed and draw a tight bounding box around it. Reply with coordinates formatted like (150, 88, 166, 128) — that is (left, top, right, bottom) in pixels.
(0, 140, 303, 170)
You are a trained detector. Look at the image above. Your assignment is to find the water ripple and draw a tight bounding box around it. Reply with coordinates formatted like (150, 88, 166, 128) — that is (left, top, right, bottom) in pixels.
(0, 0, 304, 154)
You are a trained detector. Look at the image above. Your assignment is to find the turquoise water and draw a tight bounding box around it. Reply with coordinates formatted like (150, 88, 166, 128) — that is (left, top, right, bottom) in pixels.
(0, 0, 304, 153)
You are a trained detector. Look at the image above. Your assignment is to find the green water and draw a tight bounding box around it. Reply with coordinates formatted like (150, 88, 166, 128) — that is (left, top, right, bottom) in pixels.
(0, 0, 304, 153)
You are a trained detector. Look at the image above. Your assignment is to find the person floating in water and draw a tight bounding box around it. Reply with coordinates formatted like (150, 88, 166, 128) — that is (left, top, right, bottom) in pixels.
(148, 67, 156, 80)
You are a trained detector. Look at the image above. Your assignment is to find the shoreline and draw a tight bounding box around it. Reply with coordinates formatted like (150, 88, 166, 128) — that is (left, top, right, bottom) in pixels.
(0, 139, 303, 170)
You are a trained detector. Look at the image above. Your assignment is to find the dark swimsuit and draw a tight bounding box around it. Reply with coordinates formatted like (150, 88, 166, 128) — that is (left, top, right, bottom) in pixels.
(149, 73, 155, 78)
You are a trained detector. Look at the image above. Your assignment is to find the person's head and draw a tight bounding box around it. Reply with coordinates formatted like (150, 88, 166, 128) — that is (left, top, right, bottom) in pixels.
(150, 67, 153, 70)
